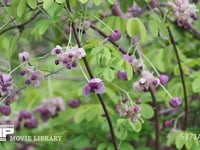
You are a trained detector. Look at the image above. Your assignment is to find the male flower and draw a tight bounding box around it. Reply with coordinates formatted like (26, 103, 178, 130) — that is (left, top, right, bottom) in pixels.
(83, 78, 105, 96)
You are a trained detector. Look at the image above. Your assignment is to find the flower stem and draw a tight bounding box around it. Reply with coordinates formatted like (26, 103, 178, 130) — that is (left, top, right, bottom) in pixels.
(167, 26, 188, 131)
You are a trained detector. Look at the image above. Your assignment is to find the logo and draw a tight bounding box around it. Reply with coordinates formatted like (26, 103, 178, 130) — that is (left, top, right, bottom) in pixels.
(0, 125, 14, 141)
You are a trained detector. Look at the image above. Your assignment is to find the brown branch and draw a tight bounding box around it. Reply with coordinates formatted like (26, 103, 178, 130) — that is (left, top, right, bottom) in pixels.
(71, 22, 119, 150)
(0, 11, 40, 35)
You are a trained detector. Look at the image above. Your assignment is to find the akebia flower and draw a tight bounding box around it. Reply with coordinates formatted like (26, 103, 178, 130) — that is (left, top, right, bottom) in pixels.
(24, 116, 38, 129)
(51, 45, 86, 69)
(169, 97, 182, 108)
(18, 52, 30, 62)
(83, 78, 105, 96)
(122, 55, 133, 63)
(168, 0, 198, 29)
(0, 73, 13, 96)
(108, 29, 121, 41)
(0, 105, 11, 116)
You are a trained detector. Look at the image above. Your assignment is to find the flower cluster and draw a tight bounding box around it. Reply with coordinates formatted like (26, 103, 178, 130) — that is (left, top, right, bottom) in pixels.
(20, 66, 44, 88)
(116, 100, 142, 122)
(34, 97, 65, 122)
(133, 70, 160, 92)
(51, 45, 86, 69)
(83, 78, 105, 96)
(19, 52, 44, 88)
(168, 0, 198, 29)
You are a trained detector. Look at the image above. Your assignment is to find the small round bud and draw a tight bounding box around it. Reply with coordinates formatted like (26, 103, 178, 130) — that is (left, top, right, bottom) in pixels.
(134, 106, 141, 113)
(117, 71, 128, 80)
(72, 62, 77, 67)
(122, 55, 133, 63)
(149, 0, 158, 8)
(0, 105, 11, 116)
(19, 110, 32, 120)
(25, 79, 31, 84)
(68, 99, 81, 108)
(55, 60, 60, 65)
(169, 97, 182, 108)
(20, 70, 26, 76)
(55, 49, 61, 54)
(136, 98, 142, 104)
(122, 98, 128, 104)
(108, 29, 121, 41)
(159, 75, 169, 85)
(31, 75, 37, 80)
(63, 58, 68, 64)
(164, 120, 173, 128)
(24, 117, 38, 129)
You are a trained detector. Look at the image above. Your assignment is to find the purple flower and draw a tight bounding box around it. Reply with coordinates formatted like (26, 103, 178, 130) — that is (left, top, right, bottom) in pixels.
(18, 52, 30, 62)
(149, 0, 158, 8)
(0, 105, 11, 116)
(83, 78, 105, 96)
(117, 71, 128, 80)
(159, 75, 169, 85)
(122, 98, 128, 104)
(68, 99, 81, 108)
(134, 106, 141, 113)
(19, 110, 32, 120)
(122, 55, 133, 63)
(164, 120, 173, 128)
(108, 29, 121, 41)
(136, 98, 142, 104)
(24, 116, 38, 129)
(169, 97, 182, 108)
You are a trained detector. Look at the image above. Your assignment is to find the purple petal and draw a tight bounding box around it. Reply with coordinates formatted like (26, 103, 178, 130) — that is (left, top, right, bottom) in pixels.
(94, 82, 105, 94)
(83, 84, 92, 96)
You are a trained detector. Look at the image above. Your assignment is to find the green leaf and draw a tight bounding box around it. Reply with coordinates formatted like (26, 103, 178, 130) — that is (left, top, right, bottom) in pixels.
(192, 77, 200, 93)
(140, 104, 154, 119)
(125, 61, 133, 80)
(79, 0, 88, 3)
(126, 18, 147, 42)
(55, 0, 65, 4)
(128, 119, 142, 132)
(43, 0, 54, 10)
(74, 106, 89, 123)
(107, 0, 115, 4)
(167, 130, 182, 146)
(175, 133, 185, 149)
(97, 143, 108, 150)
(120, 142, 134, 150)
(103, 68, 115, 82)
(17, 0, 26, 18)
(36, 20, 50, 35)
(101, 47, 111, 66)
(149, 20, 159, 37)
(92, 0, 102, 5)
(115, 125, 128, 140)
(27, 0, 37, 9)
(119, 0, 134, 12)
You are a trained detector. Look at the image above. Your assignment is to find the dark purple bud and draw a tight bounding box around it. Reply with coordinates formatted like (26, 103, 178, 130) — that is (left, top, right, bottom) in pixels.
(122, 55, 133, 63)
(134, 106, 141, 113)
(117, 71, 128, 80)
(66, 64, 72, 69)
(159, 75, 169, 85)
(63, 58, 68, 64)
(40, 109, 51, 122)
(15, 122, 21, 131)
(152, 80, 158, 86)
(122, 98, 128, 103)
(108, 29, 121, 41)
(31, 75, 37, 80)
(186, 23, 192, 30)
(19, 110, 32, 120)
(24, 117, 38, 129)
(149, 0, 158, 8)
(55, 49, 61, 54)
(169, 97, 182, 108)
(20, 70, 26, 76)
(68, 99, 81, 108)
(68, 53, 73, 58)
(190, 13, 198, 20)
(72, 62, 77, 67)
(25, 79, 31, 84)
(164, 120, 173, 128)
(136, 98, 142, 104)
(0, 105, 11, 116)
(55, 60, 60, 65)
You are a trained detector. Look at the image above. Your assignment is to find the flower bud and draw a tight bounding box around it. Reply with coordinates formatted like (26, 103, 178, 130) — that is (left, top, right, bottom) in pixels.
(0, 105, 11, 116)
(149, 0, 158, 8)
(117, 71, 128, 80)
(122, 55, 133, 63)
(164, 120, 173, 128)
(108, 29, 121, 41)
(24, 116, 38, 129)
(68, 99, 81, 108)
(134, 106, 141, 113)
(136, 98, 142, 104)
(159, 75, 169, 85)
(169, 97, 182, 108)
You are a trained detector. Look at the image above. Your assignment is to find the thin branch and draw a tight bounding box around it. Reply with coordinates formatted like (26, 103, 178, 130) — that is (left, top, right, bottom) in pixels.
(149, 87, 160, 150)
(167, 26, 188, 131)
(71, 22, 119, 150)
(0, 11, 40, 35)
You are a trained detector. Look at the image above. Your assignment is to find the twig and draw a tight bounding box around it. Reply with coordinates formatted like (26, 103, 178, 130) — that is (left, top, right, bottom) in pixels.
(0, 11, 40, 35)
(71, 21, 119, 150)
(149, 86, 160, 150)
(167, 27, 188, 131)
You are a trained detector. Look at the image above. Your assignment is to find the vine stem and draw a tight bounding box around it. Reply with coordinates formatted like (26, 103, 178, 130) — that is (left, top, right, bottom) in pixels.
(71, 22, 119, 150)
(167, 26, 188, 131)
(149, 86, 160, 150)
